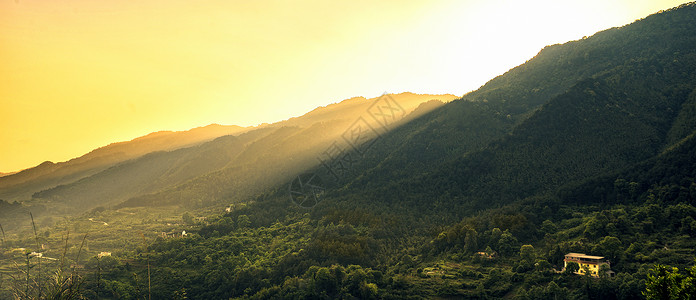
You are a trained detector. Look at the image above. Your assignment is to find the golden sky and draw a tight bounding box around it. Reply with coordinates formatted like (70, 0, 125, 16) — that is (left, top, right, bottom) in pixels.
(0, 0, 689, 173)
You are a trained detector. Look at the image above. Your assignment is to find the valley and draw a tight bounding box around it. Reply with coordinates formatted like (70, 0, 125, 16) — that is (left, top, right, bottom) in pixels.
(1, 2, 696, 299)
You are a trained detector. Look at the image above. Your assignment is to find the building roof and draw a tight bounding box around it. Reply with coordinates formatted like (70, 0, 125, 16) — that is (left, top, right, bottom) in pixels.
(565, 253, 605, 260)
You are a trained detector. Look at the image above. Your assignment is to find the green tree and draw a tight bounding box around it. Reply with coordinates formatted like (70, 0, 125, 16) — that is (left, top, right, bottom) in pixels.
(678, 265, 696, 299)
(593, 236, 622, 263)
(583, 218, 604, 240)
(541, 219, 558, 235)
(520, 244, 535, 264)
(643, 264, 676, 300)
(535, 259, 552, 272)
(314, 267, 338, 296)
(491, 227, 502, 242)
(484, 246, 494, 256)
(464, 228, 479, 253)
(497, 230, 518, 257)
(182, 212, 194, 225)
(644, 264, 696, 300)
(599, 264, 612, 279)
(564, 261, 579, 275)
(237, 215, 250, 228)
(358, 282, 379, 299)
(545, 281, 562, 299)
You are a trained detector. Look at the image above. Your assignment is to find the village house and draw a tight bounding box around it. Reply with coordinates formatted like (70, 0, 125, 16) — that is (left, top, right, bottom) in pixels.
(475, 251, 497, 259)
(563, 253, 615, 277)
(160, 230, 189, 239)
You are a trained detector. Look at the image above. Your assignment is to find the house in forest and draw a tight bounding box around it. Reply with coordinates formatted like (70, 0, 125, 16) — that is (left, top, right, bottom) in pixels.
(161, 230, 188, 239)
(563, 253, 615, 277)
(475, 251, 497, 259)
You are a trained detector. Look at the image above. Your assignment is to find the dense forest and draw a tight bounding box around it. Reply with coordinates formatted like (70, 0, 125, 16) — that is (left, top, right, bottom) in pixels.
(2, 2, 696, 299)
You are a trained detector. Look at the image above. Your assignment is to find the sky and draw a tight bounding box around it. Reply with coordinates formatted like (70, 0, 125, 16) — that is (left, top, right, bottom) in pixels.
(0, 0, 690, 173)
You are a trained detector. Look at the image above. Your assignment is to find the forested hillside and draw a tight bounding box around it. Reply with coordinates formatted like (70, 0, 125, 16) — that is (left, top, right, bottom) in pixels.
(1, 3, 696, 299)
(336, 0, 696, 211)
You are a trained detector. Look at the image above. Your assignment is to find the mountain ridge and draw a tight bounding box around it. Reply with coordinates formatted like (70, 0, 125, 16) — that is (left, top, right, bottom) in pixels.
(0, 124, 249, 203)
(0, 93, 453, 218)
(2, 4, 696, 298)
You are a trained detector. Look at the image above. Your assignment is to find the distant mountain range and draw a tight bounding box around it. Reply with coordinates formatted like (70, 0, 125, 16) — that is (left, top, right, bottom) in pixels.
(4, 2, 696, 225)
(0, 93, 456, 218)
(4, 1, 696, 223)
(0, 124, 248, 201)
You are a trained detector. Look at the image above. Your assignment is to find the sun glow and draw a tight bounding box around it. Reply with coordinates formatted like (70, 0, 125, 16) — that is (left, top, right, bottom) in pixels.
(0, 0, 689, 172)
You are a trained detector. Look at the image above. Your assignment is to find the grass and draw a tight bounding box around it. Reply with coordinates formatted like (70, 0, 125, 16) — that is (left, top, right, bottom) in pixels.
(0, 213, 88, 299)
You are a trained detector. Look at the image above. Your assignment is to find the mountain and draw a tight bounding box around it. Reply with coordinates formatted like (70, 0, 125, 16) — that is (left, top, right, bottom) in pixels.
(3, 93, 454, 218)
(115, 93, 456, 209)
(3, 3, 696, 299)
(319, 1, 696, 213)
(25, 0, 694, 222)
(0, 172, 17, 178)
(0, 124, 247, 202)
(559, 127, 696, 206)
(105, 3, 696, 298)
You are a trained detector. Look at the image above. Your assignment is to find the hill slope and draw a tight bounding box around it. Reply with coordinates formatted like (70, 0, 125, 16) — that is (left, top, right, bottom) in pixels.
(323, 1, 696, 213)
(3, 3, 696, 299)
(0, 124, 247, 202)
(133, 4, 696, 298)
(7, 93, 454, 217)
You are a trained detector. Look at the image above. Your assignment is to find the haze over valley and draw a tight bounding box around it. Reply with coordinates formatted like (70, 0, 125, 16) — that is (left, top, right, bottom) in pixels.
(1, 1, 696, 299)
